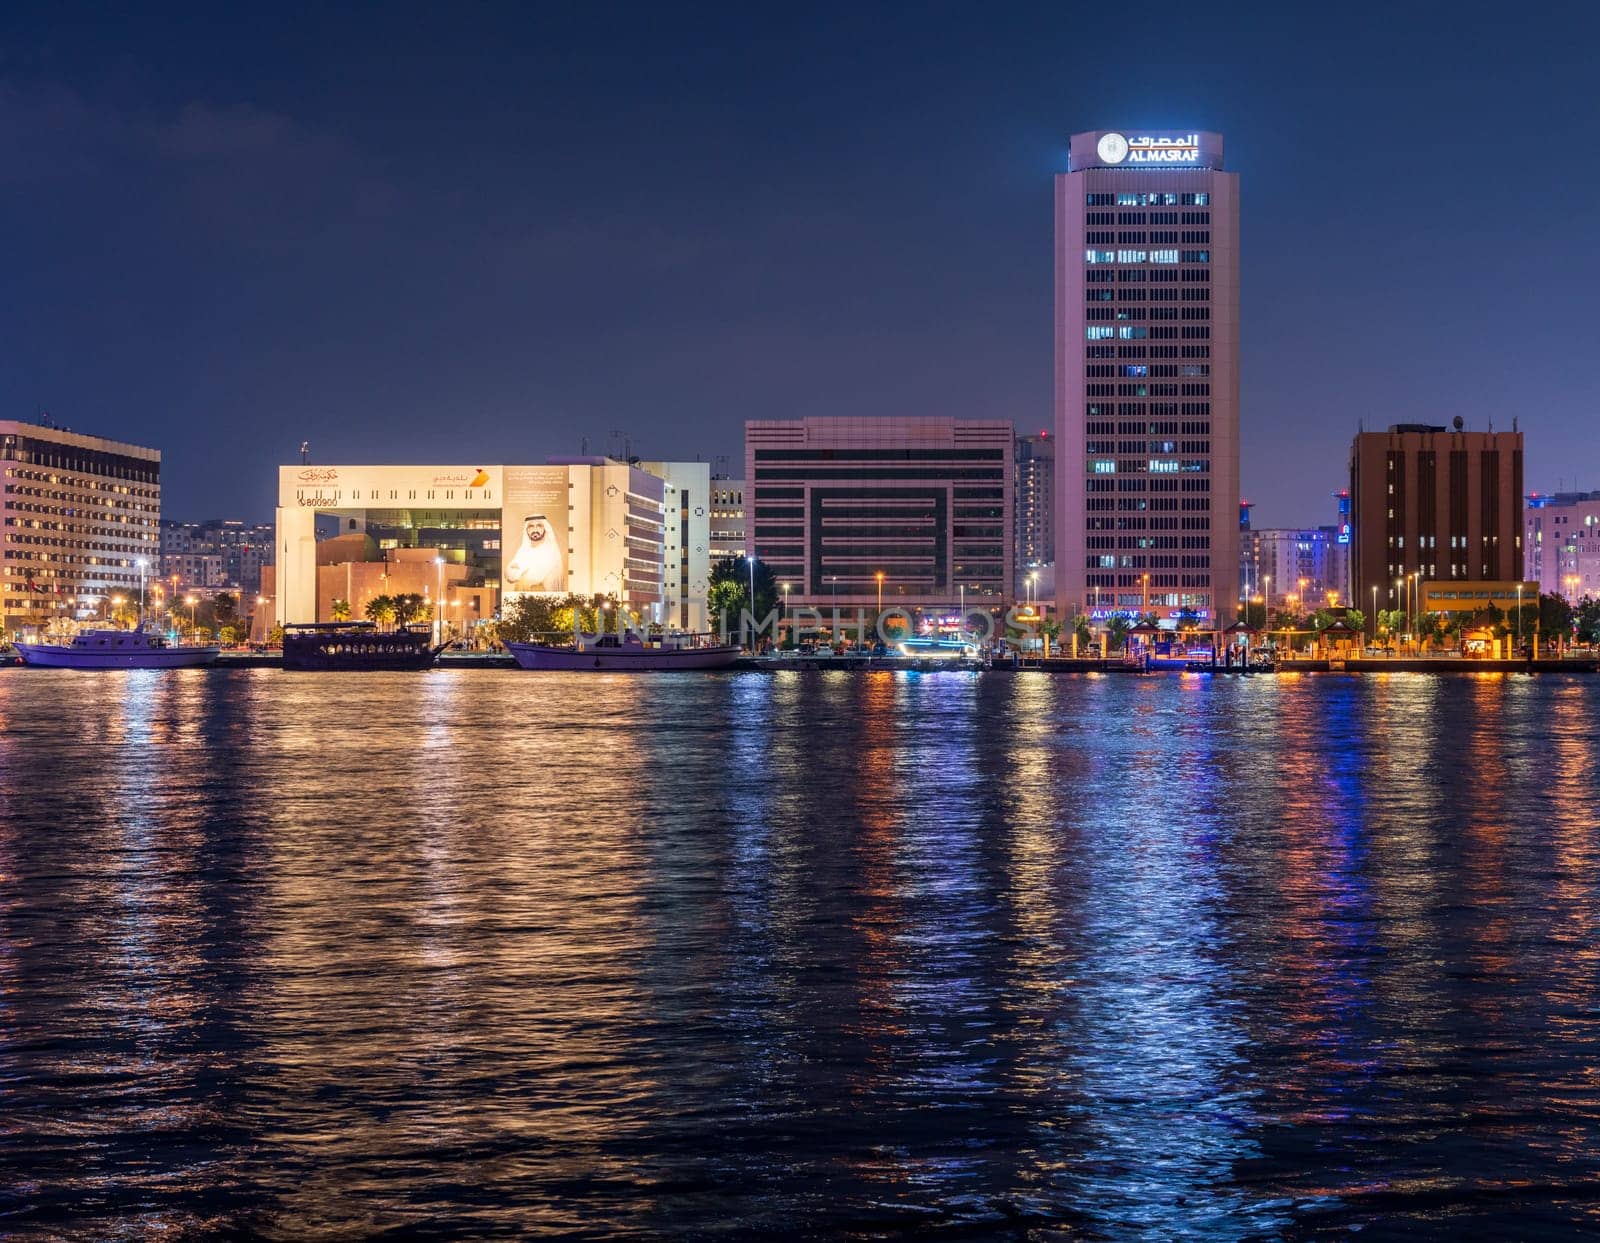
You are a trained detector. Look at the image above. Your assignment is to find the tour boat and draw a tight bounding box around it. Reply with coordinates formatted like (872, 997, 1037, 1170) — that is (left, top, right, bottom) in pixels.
(281, 622, 444, 671)
(505, 631, 740, 671)
(15, 628, 220, 670)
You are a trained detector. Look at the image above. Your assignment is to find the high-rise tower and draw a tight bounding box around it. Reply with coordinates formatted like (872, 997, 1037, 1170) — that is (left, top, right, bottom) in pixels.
(1054, 130, 1240, 624)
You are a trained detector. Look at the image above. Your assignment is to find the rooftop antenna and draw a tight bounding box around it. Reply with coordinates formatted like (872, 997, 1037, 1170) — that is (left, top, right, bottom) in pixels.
(300, 441, 310, 464)
(581, 435, 589, 455)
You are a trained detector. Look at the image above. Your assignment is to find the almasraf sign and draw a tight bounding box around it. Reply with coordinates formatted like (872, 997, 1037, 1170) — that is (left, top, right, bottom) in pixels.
(1097, 132, 1201, 165)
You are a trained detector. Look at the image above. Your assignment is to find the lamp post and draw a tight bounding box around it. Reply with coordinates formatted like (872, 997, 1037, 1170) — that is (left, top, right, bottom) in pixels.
(876, 570, 884, 614)
(1371, 583, 1379, 642)
(185, 594, 198, 639)
(1516, 583, 1524, 656)
(136, 558, 149, 627)
(782, 581, 790, 642)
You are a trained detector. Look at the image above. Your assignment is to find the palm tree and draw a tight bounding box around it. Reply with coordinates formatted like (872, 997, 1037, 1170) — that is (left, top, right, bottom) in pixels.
(365, 594, 397, 628)
(330, 597, 352, 622)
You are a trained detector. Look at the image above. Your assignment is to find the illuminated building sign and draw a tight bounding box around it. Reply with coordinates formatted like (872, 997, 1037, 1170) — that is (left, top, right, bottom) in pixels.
(1074, 130, 1221, 173)
(1098, 132, 1202, 165)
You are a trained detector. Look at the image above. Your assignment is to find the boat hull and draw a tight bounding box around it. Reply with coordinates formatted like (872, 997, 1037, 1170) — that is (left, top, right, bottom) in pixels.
(15, 644, 219, 669)
(505, 642, 741, 671)
(282, 634, 441, 671)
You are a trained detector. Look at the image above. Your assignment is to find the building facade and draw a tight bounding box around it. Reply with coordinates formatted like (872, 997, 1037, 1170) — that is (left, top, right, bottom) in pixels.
(2, 420, 161, 636)
(744, 417, 1014, 608)
(1242, 527, 1350, 611)
(1055, 129, 1241, 626)
(1349, 423, 1524, 625)
(1014, 430, 1054, 597)
(273, 460, 707, 631)
(1525, 491, 1600, 600)
(640, 460, 712, 633)
(709, 478, 746, 564)
(159, 518, 275, 594)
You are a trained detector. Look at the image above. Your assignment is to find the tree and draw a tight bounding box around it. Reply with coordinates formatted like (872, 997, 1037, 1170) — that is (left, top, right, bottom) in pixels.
(330, 598, 352, 622)
(1576, 595, 1600, 646)
(267, 623, 285, 647)
(1066, 615, 1088, 653)
(1106, 615, 1131, 652)
(1538, 592, 1574, 645)
(1376, 608, 1405, 642)
(1343, 607, 1366, 635)
(1174, 606, 1201, 632)
(707, 555, 776, 629)
(365, 595, 397, 628)
(393, 593, 431, 626)
(497, 593, 603, 643)
(1238, 600, 1268, 629)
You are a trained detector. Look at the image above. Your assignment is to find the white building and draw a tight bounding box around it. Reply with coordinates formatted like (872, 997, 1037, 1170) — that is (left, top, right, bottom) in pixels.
(709, 477, 746, 564)
(273, 459, 710, 631)
(3, 420, 161, 636)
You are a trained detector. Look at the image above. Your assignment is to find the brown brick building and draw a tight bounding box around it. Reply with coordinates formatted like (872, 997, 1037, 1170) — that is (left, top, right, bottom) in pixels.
(1349, 422, 1524, 630)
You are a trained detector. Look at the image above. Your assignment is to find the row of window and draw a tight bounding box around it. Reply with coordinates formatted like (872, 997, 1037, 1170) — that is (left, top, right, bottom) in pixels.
(1085, 192, 1211, 207)
(1086, 516, 1212, 530)
(1086, 308, 1212, 322)
(1085, 248, 1211, 265)
(1090, 554, 1214, 569)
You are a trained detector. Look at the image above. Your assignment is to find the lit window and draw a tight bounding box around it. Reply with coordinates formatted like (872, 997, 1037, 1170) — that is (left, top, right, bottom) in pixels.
(1086, 326, 1115, 340)
(1150, 249, 1180, 264)
(1116, 249, 1147, 263)
(1092, 460, 1116, 474)
(1085, 249, 1115, 263)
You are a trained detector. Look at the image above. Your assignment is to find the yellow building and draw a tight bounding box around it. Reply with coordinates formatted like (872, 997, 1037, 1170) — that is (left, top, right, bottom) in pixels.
(1419, 580, 1540, 617)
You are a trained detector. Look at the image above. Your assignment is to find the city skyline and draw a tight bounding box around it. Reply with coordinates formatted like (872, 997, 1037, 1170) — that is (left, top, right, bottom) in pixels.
(4, 5, 1599, 527)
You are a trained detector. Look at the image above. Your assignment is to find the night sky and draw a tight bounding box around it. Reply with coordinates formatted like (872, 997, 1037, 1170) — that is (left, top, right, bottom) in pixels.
(3, 2, 1597, 525)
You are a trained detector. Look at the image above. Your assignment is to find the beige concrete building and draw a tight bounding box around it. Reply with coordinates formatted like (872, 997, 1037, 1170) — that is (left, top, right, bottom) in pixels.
(2, 420, 161, 637)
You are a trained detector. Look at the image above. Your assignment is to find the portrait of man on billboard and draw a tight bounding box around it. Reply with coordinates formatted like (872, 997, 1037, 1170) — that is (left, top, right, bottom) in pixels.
(503, 513, 566, 592)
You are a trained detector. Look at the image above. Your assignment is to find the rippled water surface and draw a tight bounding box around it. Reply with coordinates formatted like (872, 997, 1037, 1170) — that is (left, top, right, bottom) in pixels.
(3, 668, 1600, 1239)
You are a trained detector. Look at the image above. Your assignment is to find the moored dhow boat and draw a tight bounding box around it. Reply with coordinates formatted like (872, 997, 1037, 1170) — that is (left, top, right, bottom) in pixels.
(15, 628, 220, 670)
(281, 621, 444, 671)
(505, 630, 740, 671)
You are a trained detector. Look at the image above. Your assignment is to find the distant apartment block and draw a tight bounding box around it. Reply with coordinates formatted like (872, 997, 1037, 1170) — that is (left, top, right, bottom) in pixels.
(159, 518, 276, 594)
(2, 419, 161, 636)
(1525, 491, 1600, 600)
(744, 417, 1015, 608)
(1014, 431, 1054, 596)
(1243, 527, 1350, 611)
(1349, 422, 1524, 622)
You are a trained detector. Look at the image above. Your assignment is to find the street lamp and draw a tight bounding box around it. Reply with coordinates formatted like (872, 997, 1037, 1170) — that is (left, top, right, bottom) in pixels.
(185, 594, 198, 637)
(876, 570, 885, 613)
(135, 557, 149, 627)
(1371, 584, 1379, 641)
(1516, 583, 1524, 655)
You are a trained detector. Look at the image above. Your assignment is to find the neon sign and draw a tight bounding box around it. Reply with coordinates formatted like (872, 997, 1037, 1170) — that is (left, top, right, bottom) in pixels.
(1097, 132, 1202, 166)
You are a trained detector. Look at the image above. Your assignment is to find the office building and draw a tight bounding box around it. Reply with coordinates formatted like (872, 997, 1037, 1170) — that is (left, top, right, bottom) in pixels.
(2, 419, 160, 636)
(1055, 129, 1240, 625)
(1348, 422, 1524, 625)
(744, 417, 1014, 608)
(159, 518, 276, 594)
(272, 459, 707, 631)
(1014, 431, 1054, 597)
(1525, 491, 1600, 600)
(708, 478, 746, 563)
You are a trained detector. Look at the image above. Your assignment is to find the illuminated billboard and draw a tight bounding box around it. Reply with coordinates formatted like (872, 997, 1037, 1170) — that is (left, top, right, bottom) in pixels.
(501, 466, 571, 600)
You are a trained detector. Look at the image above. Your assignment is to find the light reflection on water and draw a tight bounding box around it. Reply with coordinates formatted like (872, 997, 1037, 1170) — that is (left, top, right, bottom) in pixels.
(2, 668, 1600, 1238)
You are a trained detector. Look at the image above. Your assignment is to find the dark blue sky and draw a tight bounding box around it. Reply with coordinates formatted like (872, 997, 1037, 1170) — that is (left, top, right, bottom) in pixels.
(3, 2, 1597, 524)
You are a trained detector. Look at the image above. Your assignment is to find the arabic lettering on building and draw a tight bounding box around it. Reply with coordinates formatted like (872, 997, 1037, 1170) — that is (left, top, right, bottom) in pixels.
(297, 468, 340, 483)
(1125, 133, 1201, 164)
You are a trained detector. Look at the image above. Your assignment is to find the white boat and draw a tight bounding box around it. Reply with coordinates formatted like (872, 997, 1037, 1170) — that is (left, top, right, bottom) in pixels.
(505, 631, 740, 671)
(15, 628, 220, 669)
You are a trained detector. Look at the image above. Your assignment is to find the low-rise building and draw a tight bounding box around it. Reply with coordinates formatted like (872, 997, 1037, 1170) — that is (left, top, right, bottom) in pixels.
(709, 477, 746, 564)
(159, 519, 276, 594)
(1524, 491, 1600, 601)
